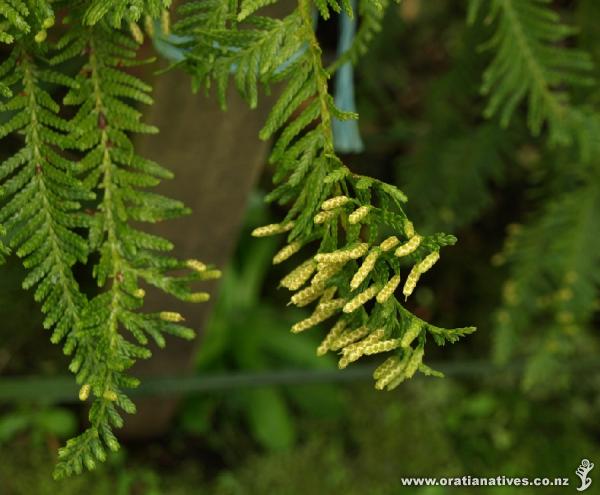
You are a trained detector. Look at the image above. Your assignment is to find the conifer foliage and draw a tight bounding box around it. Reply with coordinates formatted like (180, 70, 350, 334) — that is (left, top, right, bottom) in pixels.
(0, 44, 89, 351)
(0, 1, 216, 479)
(0, 0, 477, 479)
(173, 0, 474, 393)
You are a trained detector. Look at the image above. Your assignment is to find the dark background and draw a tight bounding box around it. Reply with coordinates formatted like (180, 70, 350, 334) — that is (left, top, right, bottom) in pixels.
(0, 1, 598, 493)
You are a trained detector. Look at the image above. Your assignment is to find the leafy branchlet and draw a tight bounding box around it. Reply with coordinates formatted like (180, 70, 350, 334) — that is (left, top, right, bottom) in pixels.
(0, 2, 216, 478)
(174, 0, 475, 390)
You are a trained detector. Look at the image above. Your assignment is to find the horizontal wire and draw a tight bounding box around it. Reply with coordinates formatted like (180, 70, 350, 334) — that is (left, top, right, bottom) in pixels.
(1, 358, 599, 403)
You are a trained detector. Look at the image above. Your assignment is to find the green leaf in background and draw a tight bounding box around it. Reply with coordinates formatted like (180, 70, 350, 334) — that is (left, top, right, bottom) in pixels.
(0, 407, 76, 445)
(0, 413, 29, 444)
(183, 195, 344, 451)
(286, 384, 345, 419)
(180, 397, 216, 436)
(34, 408, 77, 439)
(244, 388, 296, 451)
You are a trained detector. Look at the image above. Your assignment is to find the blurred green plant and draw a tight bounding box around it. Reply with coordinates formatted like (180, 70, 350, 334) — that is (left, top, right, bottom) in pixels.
(355, 0, 600, 395)
(2, 377, 598, 495)
(180, 193, 345, 452)
(0, 405, 76, 447)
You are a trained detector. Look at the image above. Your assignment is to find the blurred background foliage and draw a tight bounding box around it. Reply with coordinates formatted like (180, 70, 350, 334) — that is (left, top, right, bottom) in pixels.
(0, 0, 599, 493)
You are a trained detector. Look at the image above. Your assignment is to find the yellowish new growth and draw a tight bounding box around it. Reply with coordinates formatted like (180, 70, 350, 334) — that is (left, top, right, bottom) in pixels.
(314, 210, 337, 224)
(348, 205, 371, 224)
(291, 316, 318, 334)
(314, 243, 369, 264)
(161, 9, 171, 35)
(376, 274, 401, 303)
(350, 250, 380, 290)
(404, 220, 415, 238)
(291, 299, 344, 333)
(319, 286, 338, 303)
(362, 327, 386, 345)
(379, 236, 400, 252)
(201, 269, 221, 280)
(362, 338, 402, 355)
(311, 262, 345, 287)
(417, 250, 440, 273)
(78, 384, 91, 402)
(291, 316, 320, 334)
(35, 30, 48, 43)
(373, 356, 400, 380)
(343, 284, 380, 313)
(290, 284, 325, 307)
(394, 234, 422, 257)
(129, 22, 144, 44)
(159, 311, 185, 322)
(375, 349, 412, 390)
(144, 15, 155, 36)
(188, 292, 210, 302)
(387, 347, 424, 390)
(103, 390, 118, 402)
(338, 328, 386, 368)
(316, 319, 347, 356)
(338, 352, 361, 369)
(404, 347, 425, 379)
(340, 327, 385, 357)
(403, 251, 440, 299)
(251, 222, 294, 237)
(273, 241, 302, 264)
(341, 327, 385, 354)
(402, 261, 422, 299)
(331, 325, 370, 351)
(133, 288, 146, 299)
(186, 259, 207, 272)
(400, 321, 422, 347)
(280, 259, 316, 290)
(316, 298, 346, 314)
(321, 195, 350, 210)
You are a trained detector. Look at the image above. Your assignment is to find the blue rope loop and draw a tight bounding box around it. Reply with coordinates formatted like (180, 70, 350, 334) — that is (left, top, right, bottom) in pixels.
(332, 0, 364, 154)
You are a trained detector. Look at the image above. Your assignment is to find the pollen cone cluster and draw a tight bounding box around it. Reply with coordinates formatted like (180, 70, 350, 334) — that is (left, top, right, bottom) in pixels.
(250, 196, 451, 391)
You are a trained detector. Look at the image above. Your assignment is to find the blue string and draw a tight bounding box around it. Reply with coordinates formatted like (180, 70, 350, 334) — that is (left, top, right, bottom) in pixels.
(332, 0, 364, 154)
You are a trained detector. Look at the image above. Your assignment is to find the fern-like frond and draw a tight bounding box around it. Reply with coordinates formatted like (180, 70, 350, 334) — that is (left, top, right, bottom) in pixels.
(0, 0, 55, 45)
(0, 226, 9, 263)
(174, 4, 303, 109)
(472, 0, 594, 145)
(0, 0, 31, 44)
(81, 0, 172, 27)
(50, 24, 217, 479)
(174, 0, 237, 32)
(0, 44, 90, 351)
(175, 0, 475, 390)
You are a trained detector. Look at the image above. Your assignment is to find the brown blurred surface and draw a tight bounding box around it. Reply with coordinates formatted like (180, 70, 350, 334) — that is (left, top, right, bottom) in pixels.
(122, 73, 272, 438)
(121, 0, 294, 439)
